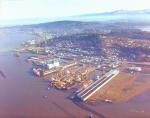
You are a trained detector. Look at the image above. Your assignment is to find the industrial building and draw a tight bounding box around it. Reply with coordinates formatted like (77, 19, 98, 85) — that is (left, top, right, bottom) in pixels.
(76, 69, 119, 101)
(127, 67, 142, 72)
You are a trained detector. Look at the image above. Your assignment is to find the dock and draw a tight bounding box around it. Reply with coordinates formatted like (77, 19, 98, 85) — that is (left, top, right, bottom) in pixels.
(76, 69, 119, 101)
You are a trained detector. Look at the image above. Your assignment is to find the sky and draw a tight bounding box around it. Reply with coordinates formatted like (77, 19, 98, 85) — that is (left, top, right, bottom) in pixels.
(0, 0, 149, 21)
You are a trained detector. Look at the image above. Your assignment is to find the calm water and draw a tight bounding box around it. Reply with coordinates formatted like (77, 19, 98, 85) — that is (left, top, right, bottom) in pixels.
(138, 26, 150, 32)
(141, 27, 150, 32)
(0, 31, 150, 118)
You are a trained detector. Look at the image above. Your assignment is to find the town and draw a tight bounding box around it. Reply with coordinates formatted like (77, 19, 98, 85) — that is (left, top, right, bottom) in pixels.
(13, 27, 150, 102)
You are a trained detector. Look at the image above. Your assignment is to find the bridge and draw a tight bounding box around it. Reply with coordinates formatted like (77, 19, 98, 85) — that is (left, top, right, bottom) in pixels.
(76, 69, 119, 101)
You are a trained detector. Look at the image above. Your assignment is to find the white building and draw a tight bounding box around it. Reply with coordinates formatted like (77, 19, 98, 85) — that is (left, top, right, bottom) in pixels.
(46, 61, 60, 69)
(127, 67, 142, 72)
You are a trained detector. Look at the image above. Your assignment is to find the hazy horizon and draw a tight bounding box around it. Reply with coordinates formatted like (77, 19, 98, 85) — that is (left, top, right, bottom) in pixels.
(0, 0, 149, 26)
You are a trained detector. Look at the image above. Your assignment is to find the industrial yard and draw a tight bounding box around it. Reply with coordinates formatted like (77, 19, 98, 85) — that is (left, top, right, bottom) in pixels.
(27, 54, 119, 97)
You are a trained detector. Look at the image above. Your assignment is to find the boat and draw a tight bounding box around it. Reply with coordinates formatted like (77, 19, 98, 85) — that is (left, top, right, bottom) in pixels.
(104, 99, 113, 103)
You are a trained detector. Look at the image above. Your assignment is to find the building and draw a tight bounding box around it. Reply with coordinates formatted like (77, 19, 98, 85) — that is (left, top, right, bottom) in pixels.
(46, 61, 60, 69)
(127, 67, 142, 72)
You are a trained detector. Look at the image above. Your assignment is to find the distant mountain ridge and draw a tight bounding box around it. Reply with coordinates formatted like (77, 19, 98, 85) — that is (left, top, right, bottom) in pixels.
(77, 9, 150, 17)
(111, 9, 150, 14)
(0, 9, 150, 27)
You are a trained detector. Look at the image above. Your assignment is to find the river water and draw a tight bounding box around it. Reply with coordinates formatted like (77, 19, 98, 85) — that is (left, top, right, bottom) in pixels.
(0, 31, 150, 118)
(138, 26, 150, 32)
